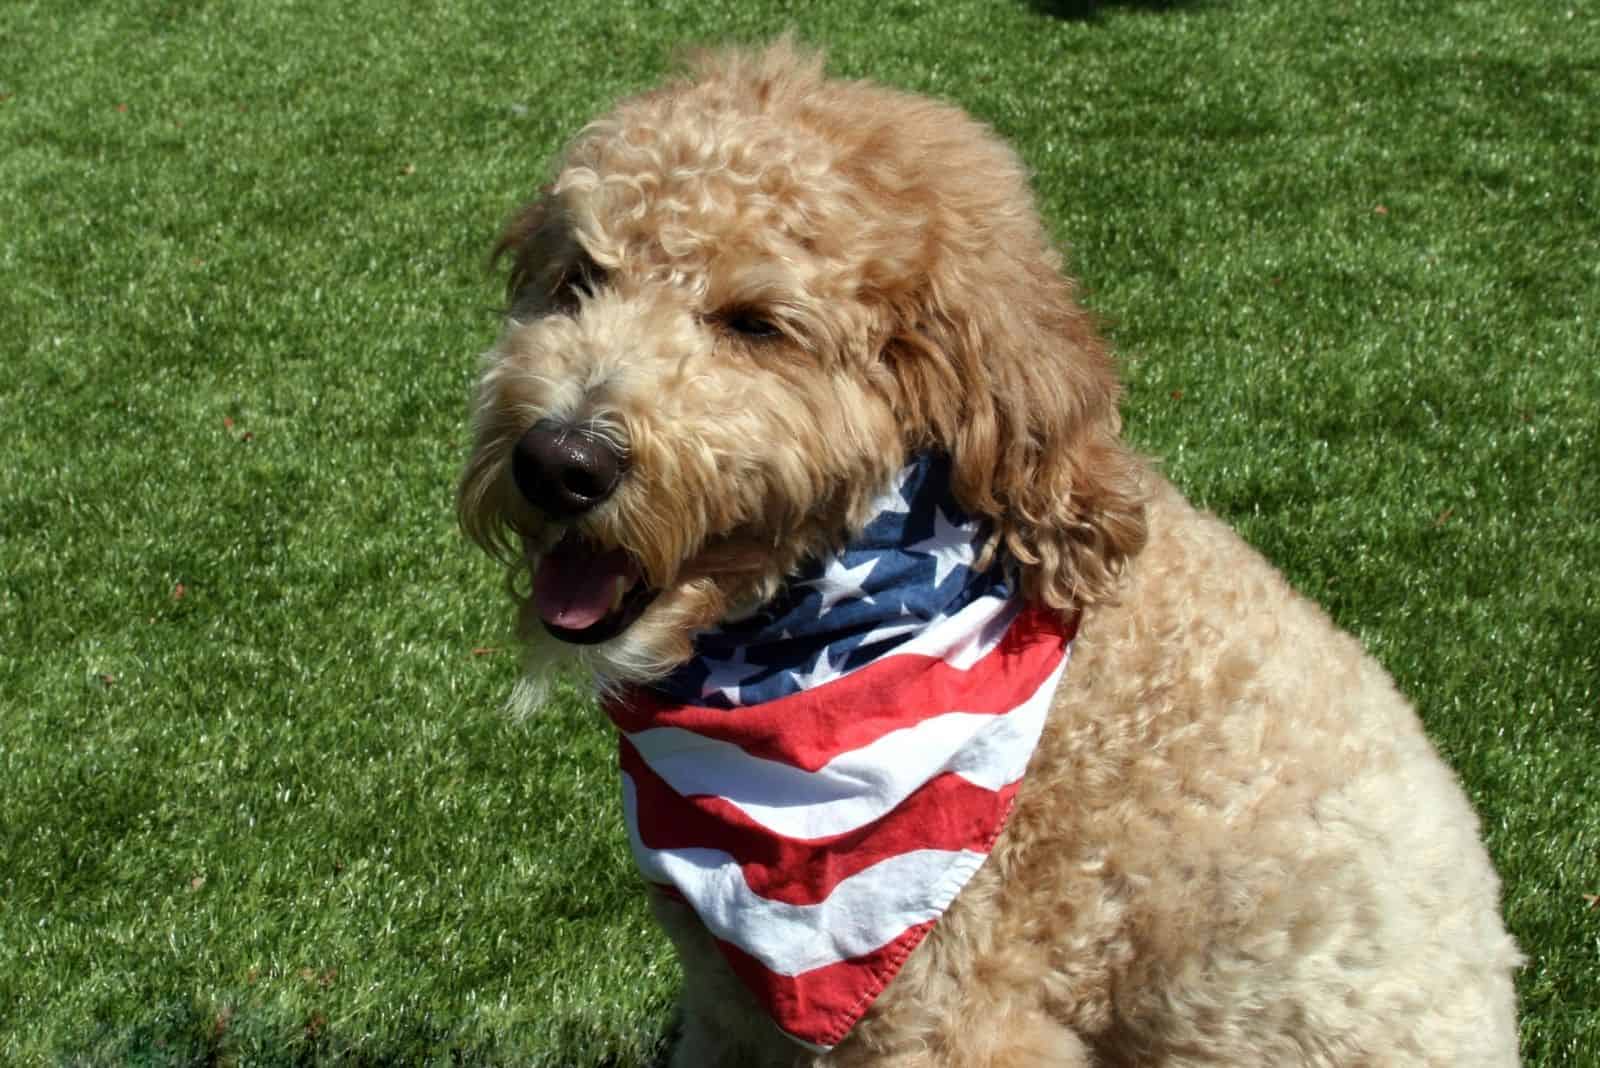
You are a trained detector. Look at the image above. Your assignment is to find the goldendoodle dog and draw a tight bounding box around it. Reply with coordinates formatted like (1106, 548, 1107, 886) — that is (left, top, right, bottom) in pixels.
(458, 41, 1522, 1067)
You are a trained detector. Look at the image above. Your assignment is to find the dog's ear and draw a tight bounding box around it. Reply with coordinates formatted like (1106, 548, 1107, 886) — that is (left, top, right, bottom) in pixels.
(491, 188, 585, 314)
(882, 196, 1147, 612)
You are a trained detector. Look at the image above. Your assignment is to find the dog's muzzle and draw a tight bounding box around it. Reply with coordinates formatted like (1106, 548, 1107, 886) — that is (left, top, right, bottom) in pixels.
(511, 417, 626, 518)
(510, 418, 655, 643)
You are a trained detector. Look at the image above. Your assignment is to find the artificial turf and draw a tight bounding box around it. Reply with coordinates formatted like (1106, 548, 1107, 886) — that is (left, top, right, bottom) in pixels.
(1, 0, 1595, 1063)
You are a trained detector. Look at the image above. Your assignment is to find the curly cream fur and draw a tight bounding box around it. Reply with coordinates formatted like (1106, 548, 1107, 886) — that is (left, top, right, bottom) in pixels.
(458, 40, 1520, 1065)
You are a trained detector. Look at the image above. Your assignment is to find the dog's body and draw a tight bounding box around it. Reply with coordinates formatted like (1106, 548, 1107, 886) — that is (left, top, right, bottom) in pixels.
(658, 475, 1521, 1066)
(459, 43, 1520, 1066)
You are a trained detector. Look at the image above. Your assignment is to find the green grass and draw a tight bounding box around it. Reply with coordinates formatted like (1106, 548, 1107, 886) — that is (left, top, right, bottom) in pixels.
(2, 0, 1595, 1063)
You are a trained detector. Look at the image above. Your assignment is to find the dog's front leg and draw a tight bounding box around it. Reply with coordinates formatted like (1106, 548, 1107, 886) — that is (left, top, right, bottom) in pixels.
(651, 892, 1094, 1068)
(947, 1017, 1094, 1068)
(652, 893, 816, 1068)
(825, 1006, 1094, 1068)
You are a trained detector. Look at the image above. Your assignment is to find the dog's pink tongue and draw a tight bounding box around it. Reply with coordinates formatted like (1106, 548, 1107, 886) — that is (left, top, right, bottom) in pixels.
(535, 539, 634, 630)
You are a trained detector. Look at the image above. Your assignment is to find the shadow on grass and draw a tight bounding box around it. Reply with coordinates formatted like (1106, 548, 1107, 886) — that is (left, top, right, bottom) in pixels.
(1028, 0, 1208, 20)
(65, 996, 676, 1068)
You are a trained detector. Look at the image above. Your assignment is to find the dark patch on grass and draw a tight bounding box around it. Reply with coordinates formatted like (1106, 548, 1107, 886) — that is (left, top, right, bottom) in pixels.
(1030, 0, 1206, 21)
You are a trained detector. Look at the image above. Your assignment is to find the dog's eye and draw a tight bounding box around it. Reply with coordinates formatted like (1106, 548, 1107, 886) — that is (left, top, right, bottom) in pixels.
(722, 309, 783, 340)
(551, 260, 608, 311)
(574, 264, 608, 296)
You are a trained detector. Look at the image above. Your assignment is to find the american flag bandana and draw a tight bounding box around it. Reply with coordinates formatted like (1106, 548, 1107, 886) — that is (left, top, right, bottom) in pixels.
(603, 453, 1076, 1050)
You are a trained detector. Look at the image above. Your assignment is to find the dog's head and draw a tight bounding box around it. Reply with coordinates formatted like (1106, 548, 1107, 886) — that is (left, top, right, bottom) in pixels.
(458, 41, 1146, 688)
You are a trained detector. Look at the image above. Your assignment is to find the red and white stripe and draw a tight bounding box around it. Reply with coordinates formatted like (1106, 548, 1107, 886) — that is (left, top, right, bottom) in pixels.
(605, 597, 1075, 1050)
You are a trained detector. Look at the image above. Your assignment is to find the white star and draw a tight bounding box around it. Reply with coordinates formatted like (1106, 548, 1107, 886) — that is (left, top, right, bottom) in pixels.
(865, 463, 915, 516)
(907, 507, 980, 587)
(699, 647, 764, 704)
(800, 555, 878, 616)
(790, 644, 840, 691)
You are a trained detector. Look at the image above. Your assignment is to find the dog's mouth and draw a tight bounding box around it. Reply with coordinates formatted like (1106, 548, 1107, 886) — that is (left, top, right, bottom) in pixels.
(530, 530, 658, 645)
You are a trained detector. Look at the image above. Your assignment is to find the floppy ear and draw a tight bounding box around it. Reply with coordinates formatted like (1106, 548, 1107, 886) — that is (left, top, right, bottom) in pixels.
(490, 188, 587, 314)
(882, 206, 1147, 612)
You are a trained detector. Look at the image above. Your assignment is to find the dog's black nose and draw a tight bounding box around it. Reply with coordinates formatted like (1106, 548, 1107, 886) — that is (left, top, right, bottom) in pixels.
(511, 418, 626, 517)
